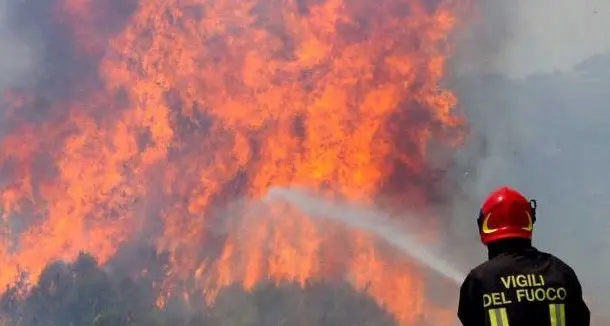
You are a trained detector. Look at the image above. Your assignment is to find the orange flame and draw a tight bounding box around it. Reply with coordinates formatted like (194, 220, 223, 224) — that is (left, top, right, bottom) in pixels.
(0, 0, 469, 324)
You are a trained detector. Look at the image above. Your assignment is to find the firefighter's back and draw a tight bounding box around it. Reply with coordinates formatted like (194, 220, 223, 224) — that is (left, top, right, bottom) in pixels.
(471, 246, 589, 326)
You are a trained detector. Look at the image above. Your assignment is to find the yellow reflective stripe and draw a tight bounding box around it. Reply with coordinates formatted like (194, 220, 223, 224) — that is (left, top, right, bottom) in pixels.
(499, 308, 509, 325)
(488, 308, 509, 326)
(549, 303, 566, 326)
(549, 304, 557, 326)
(488, 309, 498, 326)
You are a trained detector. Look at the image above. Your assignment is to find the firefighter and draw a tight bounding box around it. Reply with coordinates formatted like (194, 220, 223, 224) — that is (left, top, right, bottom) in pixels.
(458, 186, 590, 326)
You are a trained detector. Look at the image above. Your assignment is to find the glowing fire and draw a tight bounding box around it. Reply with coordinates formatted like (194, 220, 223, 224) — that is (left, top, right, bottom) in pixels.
(0, 0, 468, 324)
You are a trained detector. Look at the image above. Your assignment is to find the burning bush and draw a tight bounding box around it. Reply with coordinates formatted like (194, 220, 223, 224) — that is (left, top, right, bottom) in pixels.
(0, 252, 401, 326)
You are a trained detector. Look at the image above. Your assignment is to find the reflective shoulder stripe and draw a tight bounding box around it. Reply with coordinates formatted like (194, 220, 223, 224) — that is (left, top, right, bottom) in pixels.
(488, 308, 509, 326)
(549, 303, 566, 326)
(499, 308, 509, 325)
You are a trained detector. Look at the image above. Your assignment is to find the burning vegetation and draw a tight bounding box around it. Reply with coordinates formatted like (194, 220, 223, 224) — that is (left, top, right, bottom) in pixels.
(0, 252, 401, 326)
(0, 0, 470, 324)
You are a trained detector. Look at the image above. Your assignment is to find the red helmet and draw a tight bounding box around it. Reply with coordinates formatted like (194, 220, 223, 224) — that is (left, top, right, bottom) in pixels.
(477, 186, 537, 245)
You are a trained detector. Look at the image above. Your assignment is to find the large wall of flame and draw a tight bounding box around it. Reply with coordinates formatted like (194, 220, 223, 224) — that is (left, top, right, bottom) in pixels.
(0, 0, 469, 324)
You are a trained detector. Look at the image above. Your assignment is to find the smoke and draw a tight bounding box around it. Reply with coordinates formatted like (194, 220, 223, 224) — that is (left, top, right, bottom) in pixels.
(453, 0, 610, 77)
(0, 0, 40, 92)
(449, 0, 610, 321)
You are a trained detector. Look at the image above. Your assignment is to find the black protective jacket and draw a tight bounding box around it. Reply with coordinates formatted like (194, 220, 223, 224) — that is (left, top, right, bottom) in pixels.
(458, 241, 590, 326)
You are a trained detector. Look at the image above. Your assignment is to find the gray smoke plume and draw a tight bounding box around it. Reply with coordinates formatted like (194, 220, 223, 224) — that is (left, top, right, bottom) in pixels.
(449, 0, 610, 322)
(0, 0, 39, 91)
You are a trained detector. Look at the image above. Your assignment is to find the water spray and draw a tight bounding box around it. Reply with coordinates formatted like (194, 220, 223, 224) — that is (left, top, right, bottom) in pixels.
(264, 187, 467, 285)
